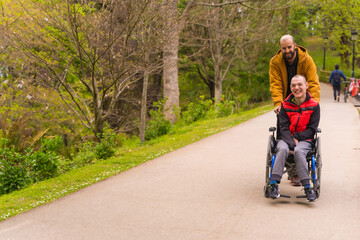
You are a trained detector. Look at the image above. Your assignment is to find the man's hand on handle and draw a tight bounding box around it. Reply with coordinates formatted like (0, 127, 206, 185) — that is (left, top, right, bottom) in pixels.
(274, 106, 281, 114)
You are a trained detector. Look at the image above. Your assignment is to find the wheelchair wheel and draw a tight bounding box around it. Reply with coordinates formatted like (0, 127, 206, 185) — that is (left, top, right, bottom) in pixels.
(314, 137, 322, 198)
(264, 135, 275, 198)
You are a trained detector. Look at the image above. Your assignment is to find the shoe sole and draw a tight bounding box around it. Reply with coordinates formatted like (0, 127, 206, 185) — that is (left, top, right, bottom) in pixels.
(271, 195, 280, 199)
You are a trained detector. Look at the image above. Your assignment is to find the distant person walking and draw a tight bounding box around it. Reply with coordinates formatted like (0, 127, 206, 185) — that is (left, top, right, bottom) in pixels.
(329, 64, 346, 102)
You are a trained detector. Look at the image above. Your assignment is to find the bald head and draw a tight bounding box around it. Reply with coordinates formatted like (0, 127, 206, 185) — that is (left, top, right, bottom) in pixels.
(280, 35, 295, 45)
(291, 74, 306, 84)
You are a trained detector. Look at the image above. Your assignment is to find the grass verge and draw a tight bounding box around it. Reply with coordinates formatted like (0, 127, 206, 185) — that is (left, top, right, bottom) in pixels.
(0, 103, 273, 221)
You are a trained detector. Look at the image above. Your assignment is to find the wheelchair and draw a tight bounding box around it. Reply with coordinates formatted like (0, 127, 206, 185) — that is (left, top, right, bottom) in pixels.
(264, 127, 322, 199)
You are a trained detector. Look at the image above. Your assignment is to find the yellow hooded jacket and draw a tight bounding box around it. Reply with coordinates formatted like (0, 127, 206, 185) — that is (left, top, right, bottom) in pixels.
(269, 45, 320, 107)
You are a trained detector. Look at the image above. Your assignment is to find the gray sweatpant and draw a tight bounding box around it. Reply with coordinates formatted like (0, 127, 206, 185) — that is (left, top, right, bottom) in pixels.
(270, 140, 312, 186)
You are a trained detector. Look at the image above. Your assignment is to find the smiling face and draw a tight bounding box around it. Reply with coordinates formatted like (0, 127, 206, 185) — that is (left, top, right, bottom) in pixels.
(280, 37, 297, 63)
(290, 75, 308, 102)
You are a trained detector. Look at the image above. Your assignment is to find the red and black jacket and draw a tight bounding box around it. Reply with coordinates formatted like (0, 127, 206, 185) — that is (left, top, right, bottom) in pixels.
(279, 92, 320, 150)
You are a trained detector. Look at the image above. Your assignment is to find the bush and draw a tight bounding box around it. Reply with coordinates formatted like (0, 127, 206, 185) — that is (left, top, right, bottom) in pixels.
(145, 100, 172, 141)
(215, 97, 235, 117)
(0, 139, 32, 195)
(30, 151, 60, 182)
(0, 162, 31, 195)
(29, 136, 62, 182)
(67, 141, 97, 170)
(179, 95, 235, 124)
(95, 127, 117, 160)
(181, 95, 213, 124)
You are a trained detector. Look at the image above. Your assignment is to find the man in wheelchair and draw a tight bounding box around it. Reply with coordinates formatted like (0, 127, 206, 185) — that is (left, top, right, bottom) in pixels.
(269, 75, 320, 201)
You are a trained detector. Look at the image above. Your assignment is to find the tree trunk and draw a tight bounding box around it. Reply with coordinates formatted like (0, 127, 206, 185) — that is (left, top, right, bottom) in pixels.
(213, 18, 223, 103)
(163, 0, 179, 124)
(214, 63, 223, 102)
(94, 112, 104, 142)
(140, 52, 149, 144)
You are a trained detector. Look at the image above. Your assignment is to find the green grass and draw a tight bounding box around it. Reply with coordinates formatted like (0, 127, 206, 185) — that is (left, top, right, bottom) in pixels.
(0, 103, 273, 221)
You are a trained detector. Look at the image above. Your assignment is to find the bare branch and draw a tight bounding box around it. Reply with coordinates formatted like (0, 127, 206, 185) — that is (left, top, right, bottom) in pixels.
(195, 0, 295, 11)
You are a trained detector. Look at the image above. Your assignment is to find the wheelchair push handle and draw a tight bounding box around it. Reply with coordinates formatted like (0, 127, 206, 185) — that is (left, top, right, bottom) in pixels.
(270, 127, 321, 133)
(269, 127, 276, 132)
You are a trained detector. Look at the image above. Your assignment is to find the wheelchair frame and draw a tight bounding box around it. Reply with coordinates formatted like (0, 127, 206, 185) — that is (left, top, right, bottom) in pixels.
(264, 127, 322, 199)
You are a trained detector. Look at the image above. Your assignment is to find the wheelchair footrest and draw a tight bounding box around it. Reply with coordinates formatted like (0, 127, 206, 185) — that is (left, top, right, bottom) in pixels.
(280, 194, 291, 198)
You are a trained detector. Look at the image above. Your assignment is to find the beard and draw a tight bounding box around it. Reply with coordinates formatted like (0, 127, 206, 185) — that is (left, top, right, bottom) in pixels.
(284, 50, 295, 60)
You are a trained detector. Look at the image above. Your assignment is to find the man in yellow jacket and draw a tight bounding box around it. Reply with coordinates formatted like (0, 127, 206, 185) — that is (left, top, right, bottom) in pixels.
(269, 35, 320, 114)
(269, 35, 320, 186)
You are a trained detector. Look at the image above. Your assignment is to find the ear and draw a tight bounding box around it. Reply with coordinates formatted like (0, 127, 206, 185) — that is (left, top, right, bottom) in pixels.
(305, 82, 309, 90)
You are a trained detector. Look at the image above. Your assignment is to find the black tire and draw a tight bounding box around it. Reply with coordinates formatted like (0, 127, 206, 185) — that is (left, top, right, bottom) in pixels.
(344, 93, 348, 103)
(315, 137, 322, 198)
(264, 135, 275, 198)
(265, 135, 274, 184)
(264, 185, 270, 198)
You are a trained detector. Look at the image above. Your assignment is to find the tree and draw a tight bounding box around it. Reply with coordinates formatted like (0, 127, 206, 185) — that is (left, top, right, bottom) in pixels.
(162, 0, 195, 123)
(3, 0, 162, 140)
(315, 0, 360, 68)
(162, 0, 180, 123)
(138, 1, 165, 143)
(181, 0, 282, 103)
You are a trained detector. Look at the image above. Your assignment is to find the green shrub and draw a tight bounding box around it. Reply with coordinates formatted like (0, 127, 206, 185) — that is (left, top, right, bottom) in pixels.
(0, 139, 32, 195)
(232, 93, 250, 111)
(30, 151, 60, 182)
(0, 162, 31, 195)
(29, 136, 62, 182)
(215, 97, 235, 117)
(145, 100, 172, 141)
(95, 127, 117, 160)
(68, 141, 97, 169)
(181, 95, 213, 124)
(180, 95, 234, 123)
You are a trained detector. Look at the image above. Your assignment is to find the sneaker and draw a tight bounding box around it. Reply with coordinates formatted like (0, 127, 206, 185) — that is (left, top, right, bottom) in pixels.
(269, 184, 280, 199)
(290, 176, 301, 186)
(304, 187, 317, 201)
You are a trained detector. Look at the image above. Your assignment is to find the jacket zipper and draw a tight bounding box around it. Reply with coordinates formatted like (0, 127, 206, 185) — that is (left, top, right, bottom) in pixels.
(294, 105, 302, 132)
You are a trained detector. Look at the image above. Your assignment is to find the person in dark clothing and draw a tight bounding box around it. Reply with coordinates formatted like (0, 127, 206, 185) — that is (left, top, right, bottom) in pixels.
(329, 64, 346, 102)
(269, 75, 320, 202)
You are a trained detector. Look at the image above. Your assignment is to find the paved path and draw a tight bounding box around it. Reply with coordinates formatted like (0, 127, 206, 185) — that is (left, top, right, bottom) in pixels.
(1, 83, 360, 240)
